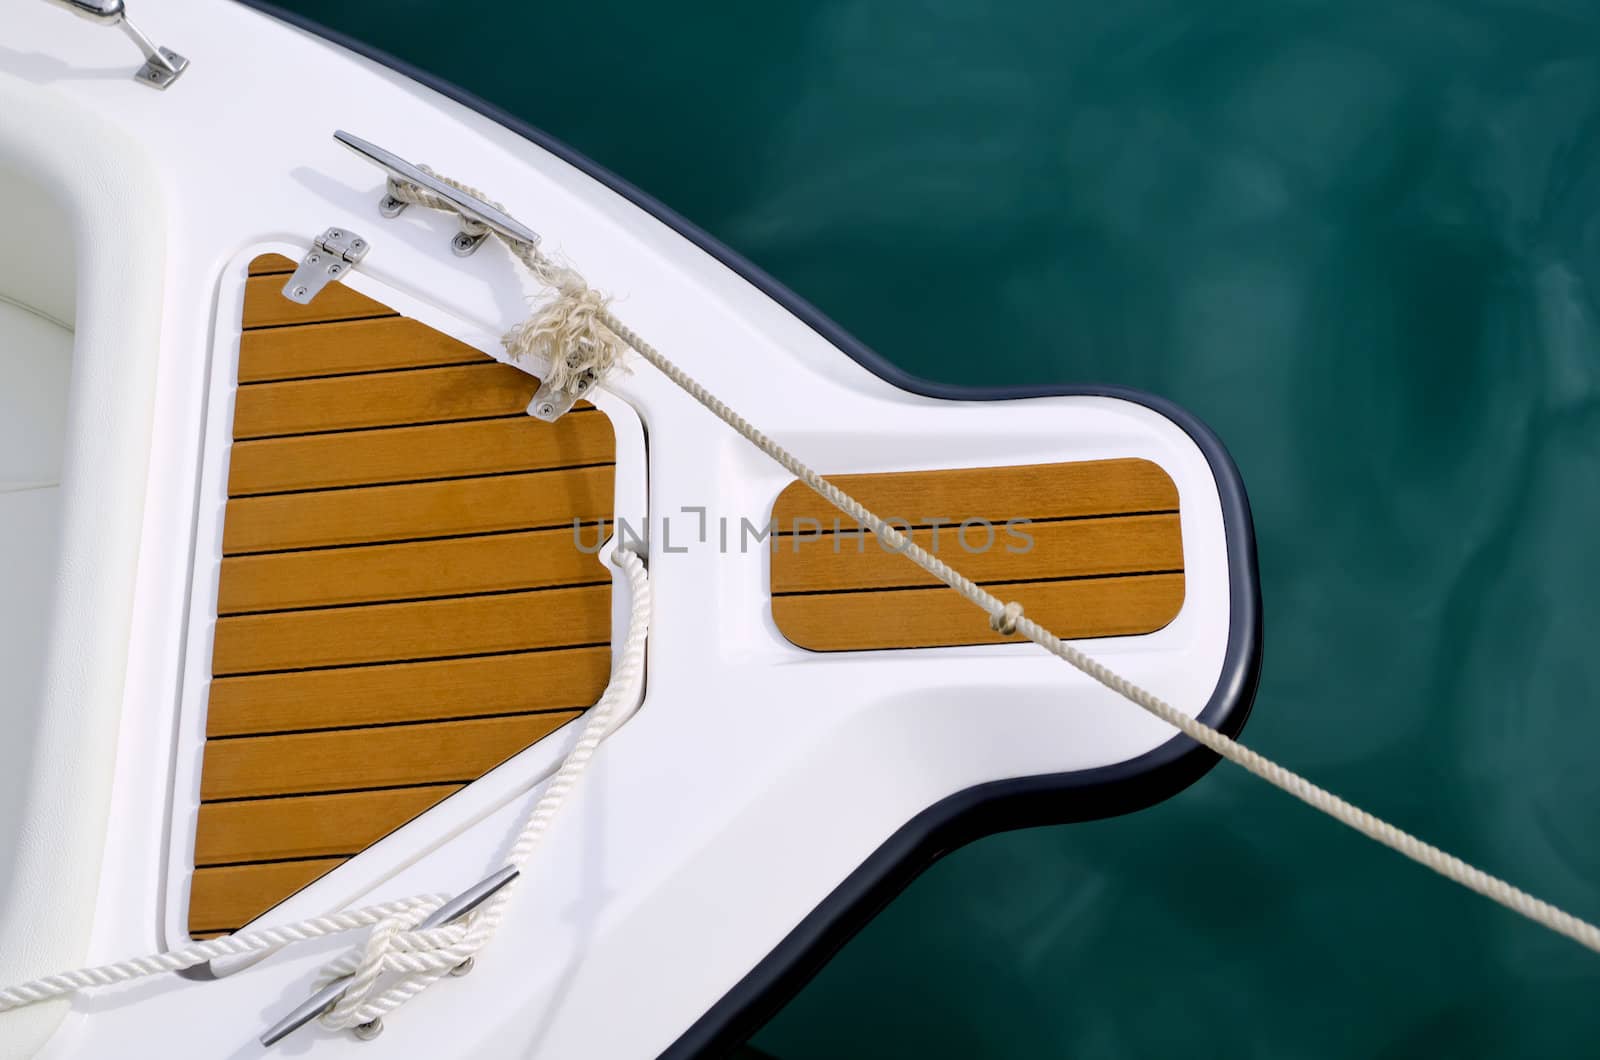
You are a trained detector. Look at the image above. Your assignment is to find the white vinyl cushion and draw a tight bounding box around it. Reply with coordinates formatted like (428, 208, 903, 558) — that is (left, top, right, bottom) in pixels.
(0, 485, 64, 879)
(0, 303, 73, 873)
(0, 164, 75, 328)
(0, 300, 73, 489)
(0, 73, 166, 1056)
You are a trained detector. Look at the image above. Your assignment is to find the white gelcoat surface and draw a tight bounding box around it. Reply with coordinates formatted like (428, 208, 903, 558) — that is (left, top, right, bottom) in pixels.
(3, 4, 1241, 1057)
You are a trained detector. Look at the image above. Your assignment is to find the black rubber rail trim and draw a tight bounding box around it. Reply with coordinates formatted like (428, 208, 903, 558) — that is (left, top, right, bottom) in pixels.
(230, 10, 1264, 1056)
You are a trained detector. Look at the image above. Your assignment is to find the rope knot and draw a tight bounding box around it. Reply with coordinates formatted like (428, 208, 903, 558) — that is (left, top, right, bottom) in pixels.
(989, 601, 1024, 637)
(502, 283, 628, 393)
(386, 160, 628, 400)
(314, 903, 485, 1032)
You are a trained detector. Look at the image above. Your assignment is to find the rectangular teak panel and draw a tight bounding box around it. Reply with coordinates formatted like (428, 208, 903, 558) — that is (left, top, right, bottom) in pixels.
(188, 256, 616, 936)
(769, 459, 1185, 651)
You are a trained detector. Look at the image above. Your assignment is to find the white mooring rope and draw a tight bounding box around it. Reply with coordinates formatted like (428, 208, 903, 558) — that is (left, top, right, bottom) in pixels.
(6, 170, 1598, 1043)
(383, 169, 1600, 958)
(0, 547, 651, 1028)
(596, 294, 1600, 954)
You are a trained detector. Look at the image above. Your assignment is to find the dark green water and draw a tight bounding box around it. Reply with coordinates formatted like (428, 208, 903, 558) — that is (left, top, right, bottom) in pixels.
(277, 3, 1600, 1054)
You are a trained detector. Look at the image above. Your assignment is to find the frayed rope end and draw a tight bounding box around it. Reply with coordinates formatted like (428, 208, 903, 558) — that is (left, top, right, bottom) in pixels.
(502, 283, 630, 393)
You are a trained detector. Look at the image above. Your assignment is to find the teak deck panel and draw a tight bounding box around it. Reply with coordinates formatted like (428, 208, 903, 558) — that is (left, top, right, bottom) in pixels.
(242, 322, 488, 382)
(195, 786, 464, 865)
(227, 413, 614, 495)
(219, 526, 610, 612)
(204, 648, 612, 737)
(210, 585, 613, 674)
(241, 273, 395, 329)
(188, 257, 615, 935)
(199, 713, 585, 801)
(232, 361, 563, 438)
(220, 465, 616, 554)
(190, 861, 347, 939)
(770, 458, 1179, 529)
(771, 512, 1183, 593)
(769, 460, 1185, 651)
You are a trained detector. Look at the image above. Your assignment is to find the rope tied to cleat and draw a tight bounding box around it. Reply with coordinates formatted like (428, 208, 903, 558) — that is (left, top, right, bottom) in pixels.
(0, 547, 652, 1041)
(6, 155, 1599, 1048)
(385, 162, 1600, 960)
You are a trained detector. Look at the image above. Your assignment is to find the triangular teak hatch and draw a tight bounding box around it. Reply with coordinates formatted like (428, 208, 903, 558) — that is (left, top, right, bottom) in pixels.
(187, 254, 615, 937)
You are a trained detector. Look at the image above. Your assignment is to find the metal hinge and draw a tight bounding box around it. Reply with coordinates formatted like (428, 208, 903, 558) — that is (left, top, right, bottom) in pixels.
(282, 228, 369, 305)
(528, 368, 598, 422)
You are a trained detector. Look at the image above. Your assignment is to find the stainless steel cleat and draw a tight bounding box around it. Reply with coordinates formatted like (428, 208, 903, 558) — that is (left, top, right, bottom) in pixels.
(257, 866, 519, 1048)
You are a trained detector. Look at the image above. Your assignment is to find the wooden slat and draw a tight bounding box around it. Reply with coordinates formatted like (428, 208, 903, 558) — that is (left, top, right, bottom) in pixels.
(194, 785, 461, 865)
(199, 713, 583, 800)
(772, 513, 1183, 594)
(206, 647, 612, 737)
(227, 411, 612, 496)
(222, 464, 616, 554)
(192, 261, 618, 935)
(247, 252, 299, 276)
(232, 362, 545, 439)
(219, 527, 607, 613)
(771, 458, 1178, 530)
(239, 316, 489, 383)
(211, 584, 611, 674)
(190, 859, 344, 932)
(770, 459, 1185, 651)
(772, 573, 1186, 651)
(241, 274, 394, 328)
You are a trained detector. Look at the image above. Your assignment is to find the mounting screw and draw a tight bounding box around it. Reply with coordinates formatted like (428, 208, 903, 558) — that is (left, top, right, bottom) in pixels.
(353, 1019, 384, 1041)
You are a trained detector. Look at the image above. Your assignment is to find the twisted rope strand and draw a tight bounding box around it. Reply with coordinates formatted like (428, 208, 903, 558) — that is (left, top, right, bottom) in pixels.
(0, 549, 652, 1030)
(400, 173, 1600, 957)
(9, 161, 1596, 1044)
(0, 895, 445, 1011)
(593, 306, 1600, 953)
(312, 548, 653, 1029)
